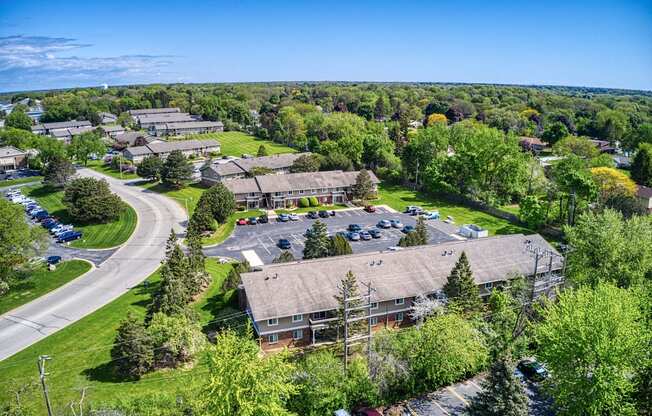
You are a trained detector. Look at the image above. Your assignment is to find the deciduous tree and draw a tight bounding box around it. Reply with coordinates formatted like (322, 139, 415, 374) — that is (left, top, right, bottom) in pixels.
(631, 143, 652, 186)
(4, 108, 32, 131)
(43, 155, 75, 188)
(63, 177, 124, 223)
(353, 169, 374, 201)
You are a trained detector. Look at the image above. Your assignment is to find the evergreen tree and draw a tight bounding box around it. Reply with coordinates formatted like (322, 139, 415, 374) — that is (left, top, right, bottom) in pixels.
(137, 155, 163, 181)
(631, 143, 652, 186)
(329, 234, 353, 256)
(148, 245, 192, 317)
(333, 271, 366, 336)
(415, 216, 428, 244)
(111, 313, 154, 379)
(303, 220, 331, 259)
(273, 251, 296, 263)
(353, 169, 374, 201)
(186, 228, 210, 295)
(188, 199, 216, 234)
(257, 144, 269, 157)
(160, 150, 193, 189)
(398, 231, 421, 247)
(43, 155, 75, 188)
(443, 251, 482, 313)
(165, 228, 177, 257)
(222, 260, 250, 291)
(467, 357, 529, 416)
(200, 183, 237, 223)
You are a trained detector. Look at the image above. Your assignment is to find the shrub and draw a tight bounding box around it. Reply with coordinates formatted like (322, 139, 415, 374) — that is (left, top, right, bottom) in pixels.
(309, 196, 319, 207)
(299, 197, 310, 208)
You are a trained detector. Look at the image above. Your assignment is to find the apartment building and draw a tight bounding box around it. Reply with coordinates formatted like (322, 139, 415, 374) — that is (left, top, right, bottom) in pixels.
(239, 234, 564, 350)
(32, 120, 92, 135)
(151, 120, 224, 137)
(136, 113, 199, 130)
(122, 139, 220, 163)
(200, 152, 308, 184)
(127, 107, 181, 116)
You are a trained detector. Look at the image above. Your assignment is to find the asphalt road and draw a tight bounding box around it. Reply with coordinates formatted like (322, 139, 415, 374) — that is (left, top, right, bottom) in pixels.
(0, 169, 187, 361)
(204, 207, 459, 264)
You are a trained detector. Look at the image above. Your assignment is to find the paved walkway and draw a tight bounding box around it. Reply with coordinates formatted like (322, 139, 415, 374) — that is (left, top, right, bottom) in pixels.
(0, 169, 187, 361)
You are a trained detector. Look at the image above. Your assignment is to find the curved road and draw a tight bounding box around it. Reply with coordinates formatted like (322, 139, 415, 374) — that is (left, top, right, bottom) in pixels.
(0, 169, 187, 361)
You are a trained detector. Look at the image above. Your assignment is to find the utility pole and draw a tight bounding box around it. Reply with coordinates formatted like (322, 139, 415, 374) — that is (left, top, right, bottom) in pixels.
(38, 355, 53, 416)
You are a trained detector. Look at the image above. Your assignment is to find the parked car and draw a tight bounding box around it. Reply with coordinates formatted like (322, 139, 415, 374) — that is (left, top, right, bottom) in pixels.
(288, 213, 300, 221)
(410, 208, 424, 216)
(46, 256, 62, 265)
(306, 211, 319, 219)
(236, 218, 248, 225)
(390, 219, 403, 228)
(348, 224, 362, 232)
(368, 229, 382, 238)
(258, 215, 269, 224)
(422, 211, 440, 220)
(387, 246, 403, 251)
(402, 225, 415, 233)
(278, 238, 292, 249)
(318, 210, 330, 218)
(404, 205, 421, 214)
(347, 231, 361, 241)
(359, 231, 372, 241)
(377, 219, 391, 229)
(58, 231, 82, 243)
(247, 217, 258, 225)
(364, 205, 376, 213)
(277, 213, 290, 222)
(33, 211, 49, 220)
(517, 359, 548, 382)
(335, 231, 348, 238)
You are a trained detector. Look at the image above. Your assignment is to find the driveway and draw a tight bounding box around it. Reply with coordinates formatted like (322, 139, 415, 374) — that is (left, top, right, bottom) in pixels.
(0, 168, 187, 361)
(204, 207, 460, 264)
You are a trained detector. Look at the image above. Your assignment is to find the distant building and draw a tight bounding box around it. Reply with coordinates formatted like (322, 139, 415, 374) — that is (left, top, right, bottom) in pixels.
(112, 132, 160, 149)
(101, 125, 126, 138)
(32, 120, 92, 135)
(0, 146, 29, 172)
(637, 186, 652, 214)
(612, 155, 631, 169)
(99, 112, 117, 125)
(150, 120, 224, 137)
(50, 126, 96, 144)
(589, 139, 617, 154)
(519, 136, 546, 154)
(222, 170, 379, 210)
(136, 113, 199, 130)
(122, 139, 220, 163)
(128, 107, 181, 116)
(200, 153, 307, 184)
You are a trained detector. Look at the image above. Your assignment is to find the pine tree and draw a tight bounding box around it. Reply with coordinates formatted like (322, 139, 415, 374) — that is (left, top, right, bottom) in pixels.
(467, 357, 529, 416)
(111, 313, 153, 379)
(186, 229, 210, 295)
(333, 270, 366, 336)
(443, 251, 482, 313)
(303, 220, 331, 259)
(329, 234, 353, 256)
(353, 169, 374, 201)
(188, 201, 215, 234)
(398, 231, 422, 247)
(161, 150, 193, 189)
(415, 216, 428, 244)
(165, 229, 177, 257)
(257, 144, 269, 157)
(148, 245, 192, 317)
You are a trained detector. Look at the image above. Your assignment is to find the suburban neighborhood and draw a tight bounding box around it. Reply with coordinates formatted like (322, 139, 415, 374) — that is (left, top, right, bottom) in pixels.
(0, 2, 651, 416)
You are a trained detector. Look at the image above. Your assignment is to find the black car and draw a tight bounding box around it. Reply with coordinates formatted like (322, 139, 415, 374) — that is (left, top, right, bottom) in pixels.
(517, 359, 548, 382)
(368, 229, 382, 238)
(258, 215, 269, 224)
(306, 211, 319, 219)
(318, 210, 330, 218)
(278, 239, 292, 249)
(46, 255, 62, 265)
(348, 224, 362, 232)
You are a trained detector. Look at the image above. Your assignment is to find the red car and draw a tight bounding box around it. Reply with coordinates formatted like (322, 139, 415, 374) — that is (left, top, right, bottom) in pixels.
(236, 218, 247, 225)
(364, 205, 376, 213)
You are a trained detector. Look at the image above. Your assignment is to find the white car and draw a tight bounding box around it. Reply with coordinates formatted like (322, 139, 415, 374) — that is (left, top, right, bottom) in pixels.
(288, 214, 300, 221)
(387, 246, 403, 251)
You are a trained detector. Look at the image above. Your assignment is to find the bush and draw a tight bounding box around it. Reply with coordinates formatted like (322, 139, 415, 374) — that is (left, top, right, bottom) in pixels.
(309, 196, 319, 207)
(299, 197, 310, 208)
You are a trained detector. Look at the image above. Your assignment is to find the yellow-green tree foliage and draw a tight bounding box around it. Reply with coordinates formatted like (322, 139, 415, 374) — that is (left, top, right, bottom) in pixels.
(590, 167, 637, 202)
(426, 113, 447, 126)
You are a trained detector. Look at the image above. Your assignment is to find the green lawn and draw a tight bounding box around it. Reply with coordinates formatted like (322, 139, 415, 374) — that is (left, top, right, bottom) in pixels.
(86, 160, 139, 180)
(140, 181, 205, 214)
(0, 259, 236, 412)
(191, 131, 297, 156)
(23, 185, 138, 249)
(376, 183, 532, 236)
(203, 209, 264, 246)
(0, 176, 44, 188)
(0, 260, 92, 315)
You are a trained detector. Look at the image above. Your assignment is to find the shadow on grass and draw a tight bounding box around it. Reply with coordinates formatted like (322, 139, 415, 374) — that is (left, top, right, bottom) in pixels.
(200, 289, 241, 333)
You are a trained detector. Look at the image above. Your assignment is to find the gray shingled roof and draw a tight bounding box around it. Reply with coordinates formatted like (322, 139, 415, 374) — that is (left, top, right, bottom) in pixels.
(0, 146, 27, 158)
(128, 107, 181, 116)
(33, 120, 92, 131)
(638, 185, 652, 199)
(223, 178, 261, 194)
(126, 139, 220, 156)
(255, 170, 379, 193)
(137, 113, 197, 124)
(210, 162, 246, 176)
(51, 126, 96, 138)
(115, 132, 156, 146)
(101, 125, 125, 133)
(202, 153, 306, 176)
(241, 234, 561, 321)
(153, 121, 223, 130)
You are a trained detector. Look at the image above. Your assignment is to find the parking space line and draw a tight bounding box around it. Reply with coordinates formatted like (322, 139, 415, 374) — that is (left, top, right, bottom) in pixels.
(468, 380, 481, 390)
(446, 386, 468, 406)
(266, 235, 276, 245)
(291, 235, 304, 246)
(431, 399, 450, 415)
(256, 237, 271, 255)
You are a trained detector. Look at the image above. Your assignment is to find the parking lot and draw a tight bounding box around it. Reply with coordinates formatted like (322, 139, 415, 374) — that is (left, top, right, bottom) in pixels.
(204, 207, 460, 264)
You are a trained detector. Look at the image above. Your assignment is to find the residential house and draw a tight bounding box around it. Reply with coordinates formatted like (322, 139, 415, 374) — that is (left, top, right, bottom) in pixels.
(112, 132, 161, 149)
(200, 153, 307, 184)
(637, 186, 652, 214)
(99, 112, 117, 124)
(151, 120, 224, 137)
(50, 126, 96, 144)
(122, 139, 220, 163)
(612, 155, 631, 169)
(32, 120, 92, 135)
(519, 136, 546, 154)
(589, 139, 617, 154)
(239, 233, 563, 350)
(0, 146, 28, 172)
(101, 125, 126, 138)
(222, 170, 379, 209)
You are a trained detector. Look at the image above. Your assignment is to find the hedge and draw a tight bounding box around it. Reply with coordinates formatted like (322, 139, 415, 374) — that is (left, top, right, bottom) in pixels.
(309, 196, 319, 207)
(298, 197, 310, 208)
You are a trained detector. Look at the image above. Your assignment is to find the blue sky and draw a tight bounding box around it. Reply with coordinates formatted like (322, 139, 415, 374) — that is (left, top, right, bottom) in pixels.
(0, 0, 650, 92)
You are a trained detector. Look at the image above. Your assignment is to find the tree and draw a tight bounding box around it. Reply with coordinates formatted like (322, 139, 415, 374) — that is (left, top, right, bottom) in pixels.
(147, 312, 206, 367)
(137, 156, 163, 181)
(63, 177, 124, 223)
(329, 234, 352, 256)
(333, 270, 366, 335)
(443, 251, 482, 313)
(590, 166, 637, 204)
(197, 329, 296, 416)
(249, 166, 275, 176)
(200, 182, 236, 223)
(111, 313, 153, 379)
(398, 231, 423, 247)
(552, 135, 599, 159)
(147, 245, 192, 317)
(623, 123, 652, 152)
(68, 131, 105, 165)
(290, 153, 321, 173)
(43, 155, 75, 188)
(596, 109, 629, 143)
(373, 96, 386, 120)
(353, 169, 374, 201)
(541, 121, 569, 145)
(187, 202, 216, 234)
(273, 251, 295, 263)
(631, 143, 652, 186)
(222, 261, 250, 292)
(256, 144, 269, 157)
(467, 356, 528, 416)
(518, 195, 546, 229)
(303, 220, 331, 259)
(5, 108, 32, 131)
(160, 150, 192, 189)
(186, 229, 210, 295)
(426, 113, 447, 126)
(414, 216, 428, 244)
(535, 283, 648, 415)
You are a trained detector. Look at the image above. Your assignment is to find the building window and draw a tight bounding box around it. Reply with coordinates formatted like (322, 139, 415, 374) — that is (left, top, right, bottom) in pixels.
(312, 189, 316, 194)
(484, 282, 493, 290)
(292, 314, 303, 323)
(292, 329, 303, 340)
(396, 312, 404, 322)
(312, 311, 327, 320)
(370, 302, 378, 310)
(395, 298, 405, 306)
(288, 191, 293, 195)
(370, 317, 378, 326)
(267, 318, 278, 326)
(268, 334, 278, 344)
(299, 190, 304, 194)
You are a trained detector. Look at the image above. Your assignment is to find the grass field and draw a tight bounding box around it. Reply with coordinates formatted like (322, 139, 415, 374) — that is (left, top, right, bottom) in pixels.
(0, 176, 44, 188)
(191, 131, 296, 156)
(0, 260, 92, 315)
(86, 160, 139, 180)
(22, 185, 138, 249)
(140, 181, 205, 214)
(0, 259, 237, 412)
(376, 183, 532, 236)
